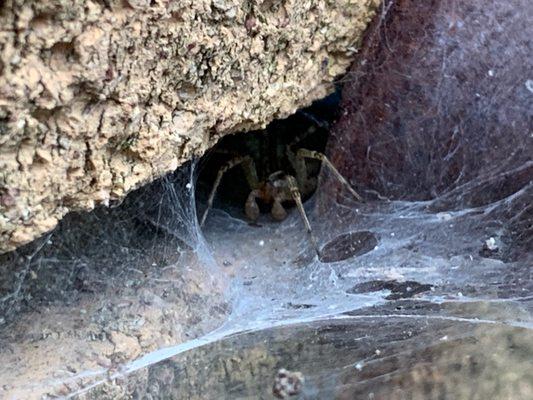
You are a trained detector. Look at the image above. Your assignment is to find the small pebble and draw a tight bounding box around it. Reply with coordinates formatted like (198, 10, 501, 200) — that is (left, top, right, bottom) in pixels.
(273, 369, 304, 399)
(485, 237, 498, 251)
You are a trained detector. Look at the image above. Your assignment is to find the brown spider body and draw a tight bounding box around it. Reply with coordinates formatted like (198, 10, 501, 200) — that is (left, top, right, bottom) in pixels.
(244, 174, 297, 222)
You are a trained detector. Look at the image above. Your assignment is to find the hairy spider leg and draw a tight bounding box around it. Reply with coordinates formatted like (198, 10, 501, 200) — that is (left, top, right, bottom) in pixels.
(284, 175, 321, 258)
(296, 149, 363, 201)
(200, 155, 259, 226)
(286, 141, 313, 196)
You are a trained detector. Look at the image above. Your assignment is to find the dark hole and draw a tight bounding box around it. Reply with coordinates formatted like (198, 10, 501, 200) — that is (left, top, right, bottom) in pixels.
(319, 231, 378, 263)
(286, 302, 316, 310)
(196, 91, 341, 221)
(347, 280, 434, 300)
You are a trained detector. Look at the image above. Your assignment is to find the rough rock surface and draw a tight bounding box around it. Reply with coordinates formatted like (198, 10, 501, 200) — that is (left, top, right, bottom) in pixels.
(0, 0, 379, 253)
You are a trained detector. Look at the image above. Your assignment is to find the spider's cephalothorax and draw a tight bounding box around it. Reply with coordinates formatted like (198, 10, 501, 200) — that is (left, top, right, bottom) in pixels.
(199, 125, 362, 257)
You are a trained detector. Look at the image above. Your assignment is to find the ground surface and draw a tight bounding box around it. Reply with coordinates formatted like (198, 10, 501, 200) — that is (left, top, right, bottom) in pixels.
(0, 0, 531, 398)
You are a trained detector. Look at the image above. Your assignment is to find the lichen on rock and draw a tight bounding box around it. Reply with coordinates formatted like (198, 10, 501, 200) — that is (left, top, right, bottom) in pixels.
(0, 0, 380, 253)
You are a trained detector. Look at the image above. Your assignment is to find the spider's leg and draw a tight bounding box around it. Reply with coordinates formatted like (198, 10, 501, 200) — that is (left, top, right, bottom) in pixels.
(297, 149, 363, 201)
(286, 144, 308, 191)
(241, 156, 260, 190)
(200, 155, 258, 227)
(287, 119, 322, 150)
(284, 175, 320, 258)
(285, 123, 322, 187)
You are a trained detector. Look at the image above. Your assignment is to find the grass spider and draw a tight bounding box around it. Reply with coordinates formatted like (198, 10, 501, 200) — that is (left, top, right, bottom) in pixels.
(199, 123, 362, 258)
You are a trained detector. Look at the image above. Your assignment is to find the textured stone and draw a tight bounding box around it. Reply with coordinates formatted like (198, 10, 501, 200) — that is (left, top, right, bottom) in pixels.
(0, 0, 379, 253)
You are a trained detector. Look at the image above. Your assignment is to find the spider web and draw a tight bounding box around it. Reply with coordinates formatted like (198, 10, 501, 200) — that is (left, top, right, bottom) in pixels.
(1, 0, 532, 398)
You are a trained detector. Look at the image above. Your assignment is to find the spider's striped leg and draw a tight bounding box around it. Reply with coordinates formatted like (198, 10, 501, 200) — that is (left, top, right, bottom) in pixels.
(285, 125, 321, 190)
(200, 155, 258, 227)
(286, 144, 308, 191)
(296, 149, 363, 201)
(284, 175, 320, 258)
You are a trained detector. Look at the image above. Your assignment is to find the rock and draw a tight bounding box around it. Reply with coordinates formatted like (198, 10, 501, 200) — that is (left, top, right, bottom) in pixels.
(108, 331, 142, 362)
(0, 0, 380, 253)
(328, 0, 533, 205)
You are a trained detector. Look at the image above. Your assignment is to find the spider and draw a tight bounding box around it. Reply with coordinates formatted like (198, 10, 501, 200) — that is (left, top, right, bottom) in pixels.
(199, 122, 362, 257)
